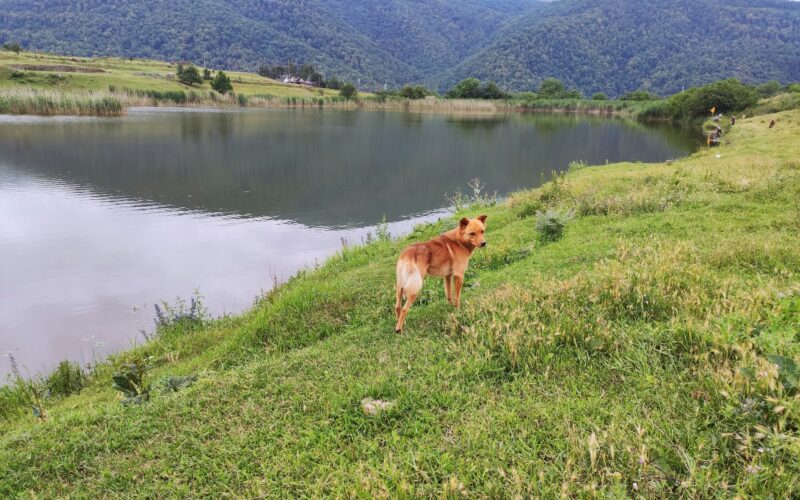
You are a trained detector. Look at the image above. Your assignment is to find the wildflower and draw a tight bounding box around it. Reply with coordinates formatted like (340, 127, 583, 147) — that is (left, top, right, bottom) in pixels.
(746, 464, 760, 474)
(758, 447, 765, 453)
(632, 482, 639, 491)
(638, 457, 645, 465)
(8, 353, 21, 379)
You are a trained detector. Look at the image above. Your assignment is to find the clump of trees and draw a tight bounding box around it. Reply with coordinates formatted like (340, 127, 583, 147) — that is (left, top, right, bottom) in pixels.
(666, 78, 759, 119)
(535, 78, 582, 99)
(619, 90, 658, 101)
(339, 83, 357, 99)
(2, 42, 22, 54)
(399, 84, 431, 99)
(325, 77, 343, 90)
(176, 64, 203, 86)
(202, 68, 212, 81)
(211, 71, 233, 94)
(446, 78, 509, 99)
(757, 80, 782, 98)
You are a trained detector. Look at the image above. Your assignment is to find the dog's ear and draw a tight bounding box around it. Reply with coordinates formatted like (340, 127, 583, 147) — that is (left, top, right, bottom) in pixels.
(459, 217, 469, 228)
(477, 214, 488, 223)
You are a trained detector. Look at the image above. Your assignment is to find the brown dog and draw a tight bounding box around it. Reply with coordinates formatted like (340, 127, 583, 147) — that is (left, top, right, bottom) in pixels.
(394, 215, 487, 332)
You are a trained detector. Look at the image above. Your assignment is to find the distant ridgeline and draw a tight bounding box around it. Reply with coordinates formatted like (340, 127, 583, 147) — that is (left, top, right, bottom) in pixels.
(0, 0, 798, 95)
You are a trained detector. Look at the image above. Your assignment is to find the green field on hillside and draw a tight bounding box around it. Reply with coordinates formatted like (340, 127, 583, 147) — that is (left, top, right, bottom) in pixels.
(2, 108, 800, 496)
(0, 51, 340, 97)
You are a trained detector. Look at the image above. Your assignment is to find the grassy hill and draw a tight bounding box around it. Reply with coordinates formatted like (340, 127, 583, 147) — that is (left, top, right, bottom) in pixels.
(2, 105, 799, 495)
(0, 50, 340, 97)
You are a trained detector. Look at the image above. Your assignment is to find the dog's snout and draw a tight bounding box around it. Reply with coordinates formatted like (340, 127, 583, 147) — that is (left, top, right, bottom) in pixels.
(480, 241, 487, 247)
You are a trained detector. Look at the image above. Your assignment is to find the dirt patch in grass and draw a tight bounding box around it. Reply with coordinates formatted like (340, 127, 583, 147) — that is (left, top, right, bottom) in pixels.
(10, 64, 106, 73)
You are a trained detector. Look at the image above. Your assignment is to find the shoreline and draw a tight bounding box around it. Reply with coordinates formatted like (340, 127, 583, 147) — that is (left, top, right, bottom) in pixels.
(0, 87, 664, 120)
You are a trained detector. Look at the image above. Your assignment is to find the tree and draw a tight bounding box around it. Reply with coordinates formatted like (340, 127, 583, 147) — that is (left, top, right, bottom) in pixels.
(298, 64, 315, 80)
(399, 84, 430, 99)
(2, 42, 22, 54)
(591, 92, 608, 100)
(563, 88, 583, 99)
(667, 78, 759, 119)
(619, 90, 656, 101)
(177, 64, 202, 86)
(538, 78, 565, 98)
(447, 78, 482, 98)
(482, 82, 509, 100)
(340, 83, 357, 99)
(202, 68, 212, 80)
(757, 80, 782, 98)
(258, 65, 286, 79)
(326, 76, 342, 90)
(211, 70, 233, 94)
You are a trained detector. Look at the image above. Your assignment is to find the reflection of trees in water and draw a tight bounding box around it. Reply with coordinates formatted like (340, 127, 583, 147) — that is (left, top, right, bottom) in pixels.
(445, 114, 510, 132)
(0, 111, 696, 228)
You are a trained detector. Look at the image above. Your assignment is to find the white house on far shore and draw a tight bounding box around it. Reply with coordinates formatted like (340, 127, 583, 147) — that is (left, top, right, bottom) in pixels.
(282, 76, 314, 87)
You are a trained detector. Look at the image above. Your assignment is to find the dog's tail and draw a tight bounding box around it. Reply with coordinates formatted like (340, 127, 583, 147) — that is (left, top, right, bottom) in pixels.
(396, 258, 423, 299)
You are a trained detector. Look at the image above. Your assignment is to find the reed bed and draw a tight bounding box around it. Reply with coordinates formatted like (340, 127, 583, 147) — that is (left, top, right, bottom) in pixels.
(0, 87, 674, 120)
(0, 88, 134, 116)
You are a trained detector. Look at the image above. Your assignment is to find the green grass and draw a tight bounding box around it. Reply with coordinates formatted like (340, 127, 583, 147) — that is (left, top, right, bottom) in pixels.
(0, 50, 342, 98)
(2, 108, 800, 496)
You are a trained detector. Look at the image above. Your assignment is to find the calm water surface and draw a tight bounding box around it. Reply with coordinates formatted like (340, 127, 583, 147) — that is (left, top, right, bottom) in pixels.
(0, 108, 697, 378)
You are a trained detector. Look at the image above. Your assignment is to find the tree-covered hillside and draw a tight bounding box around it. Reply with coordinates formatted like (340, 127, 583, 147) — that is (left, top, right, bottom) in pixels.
(0, 0, 798, 94)
(438, 0, 800, 95)
(0, 0, 537, 88)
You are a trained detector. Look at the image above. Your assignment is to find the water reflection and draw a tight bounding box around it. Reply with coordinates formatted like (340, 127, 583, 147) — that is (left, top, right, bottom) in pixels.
(0, 109, 696, 227)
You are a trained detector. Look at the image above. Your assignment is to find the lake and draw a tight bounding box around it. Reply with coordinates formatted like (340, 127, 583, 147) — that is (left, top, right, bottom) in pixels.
(0, 108, 697, 379)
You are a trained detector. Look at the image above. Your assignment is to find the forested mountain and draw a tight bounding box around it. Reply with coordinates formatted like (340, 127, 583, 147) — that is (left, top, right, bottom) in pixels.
(0, 0, 537, 88)
(437, 0, 800, 95)
(1, 0, 799, 95)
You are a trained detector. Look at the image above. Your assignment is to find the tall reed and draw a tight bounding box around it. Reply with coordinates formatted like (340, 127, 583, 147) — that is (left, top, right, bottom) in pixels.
(0, 88, 131, 116)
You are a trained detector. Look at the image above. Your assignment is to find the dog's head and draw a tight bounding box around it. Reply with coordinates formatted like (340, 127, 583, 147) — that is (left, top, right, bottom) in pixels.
(458, 215, 487, 249)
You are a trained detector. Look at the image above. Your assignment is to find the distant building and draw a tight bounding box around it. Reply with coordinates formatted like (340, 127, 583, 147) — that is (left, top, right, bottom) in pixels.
(282, 76, 314, 87)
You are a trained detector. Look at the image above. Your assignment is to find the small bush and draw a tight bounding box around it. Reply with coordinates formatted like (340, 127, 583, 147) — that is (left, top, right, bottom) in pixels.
(445, 178, 497, 211)
(340, 83, 357, 99)
(45, 361, 86, 398)
(535, 208, 573, 242)
(112, 357, 151, 405)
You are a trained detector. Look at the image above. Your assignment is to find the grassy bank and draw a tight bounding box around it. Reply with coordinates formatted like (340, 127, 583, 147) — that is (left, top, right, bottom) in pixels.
(2, 106, 799, 495)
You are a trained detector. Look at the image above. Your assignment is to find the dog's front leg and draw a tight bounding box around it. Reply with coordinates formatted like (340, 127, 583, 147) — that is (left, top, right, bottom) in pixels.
(453, 275, 464, 308)
(444, 275, 453, 304)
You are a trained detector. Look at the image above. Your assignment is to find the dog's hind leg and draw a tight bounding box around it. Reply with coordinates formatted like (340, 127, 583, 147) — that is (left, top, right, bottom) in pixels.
(394, 292, 418, 333)
(395, 258, 423, 332)
(444, 275, 452, 304)
(395, 285, 403, 320)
